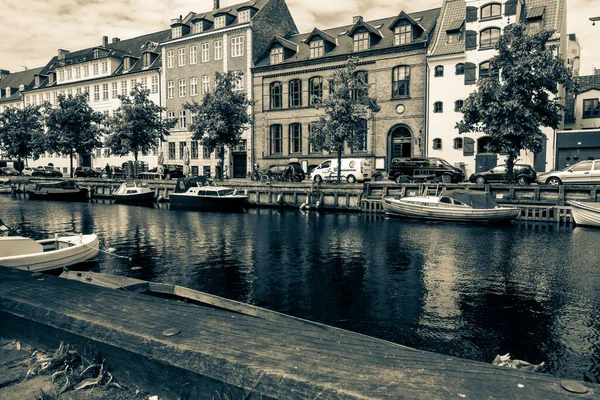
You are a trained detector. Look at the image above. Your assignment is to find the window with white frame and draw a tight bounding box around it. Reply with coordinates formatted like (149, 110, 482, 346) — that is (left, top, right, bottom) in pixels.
(168, 141, 176, 159)
(433, 138, 442, 150)
(167, 81, 174, 98)
(102, 61, 108, 73)
(59, 70, 65, 81)
(112, 82, 118, 98)
(238, 9, 250, 23)
(202, 76, 210, 94)
(233, 71, 244, 91)
(178, 79, 186, 97)
(74, 67, 80, 78)
(83, 65, 89, 77)
(94, 85, 100, 101)
(141, 77, 148, 89)
(66, 68, 72, 80)
(172, 26, 182, 38)
(353, 31, 370, 51)
(102, 83, 109, 100)
(270, 46, 283, 64)
(214, 40, 223, 60)
(394, 23, 412, 45)
(231, 36, 244, 57)
(166, 50, 174, 68)
(93, 63, 99, 75)
(190, 77, 198, 96)
(214, 16, 226, 29)
(189, 45, 197, 64)
(309, 39, 324, 58)
(151, 76, 158, 93)
(121, 81, 128, 96)
(193, 22, 203, 34)
(179, 110, 187, 129)
(201, 43, 210, 62)
(178, 48, 185, 66)
(76, 88, 81, 95)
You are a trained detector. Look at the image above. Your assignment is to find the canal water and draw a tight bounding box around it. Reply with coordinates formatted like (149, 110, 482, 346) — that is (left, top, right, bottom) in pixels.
(2, 195, 600, 383)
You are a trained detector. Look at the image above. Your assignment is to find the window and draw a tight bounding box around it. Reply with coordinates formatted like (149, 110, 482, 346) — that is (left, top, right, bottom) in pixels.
(167, 111, 175, 123)
(172, 26, 182, 38)
(83, 65, 89, 77)
(167, 81, 174, 98)
(464, 62, 476, 84)
(75, 67, 81, 78)
(102, 61, 108, 73)
(66, 68, 72, 80)
(289, 79, 302, 107)
(214, 16, 226, 29)
(466, 6, 478, 22)
(201, 43, 210, 62)
(93, 64, 99, 75)
(455, 100, 464, 112)
(143, 52, 152, 67)
(167, 50, 174, 68)
(238, 9, 250, 23)
(141, 77, 148, 90)
(124, 58, 132, 71)
(151, 76, 158, 93)
(353, 71, 368, 99)
(289, 124, 302, 154)
(433, 138, 442, 150)
(448, 32, 460, 44)
(270, 125, 282, 154)
(270, 82, 282, 109)
(190, 78, 198, 96)
(353, 31, 370, 51)
(233, 72, 244, 91)
(309, 39, 324, 58)
(434, 101, 443, 113)
(453, 137, 463, 149)
(270, 45, 283, 64)
(179, 79, 186, 97)
(76, 88, 81, 95)
(528, 19, 544, 34)
(481, 3, 501, 19)
(353, 119, 368, 152)
(571, 161, 593, 172)
(392, 66, 410, 97)
(394, 23, 412, 45)
(112, 82, 118, 98)
(308, 123, 321, 154)
(479, 61, 498, 79)
(434, 65, 444, 77)
(466, 30, 477, 50)
(59, 70, 65, 82)
(456, 63, 465, 75)
(190, 45, 197, 64)
(583, 99, 600, 118)
(231, 36, 244, 57)
(203, 146, 211, 159)
(309, 77, 323, 105)
(178, 48, 185, 66)
(202, 76, 210, 94)
(94, 85, 100, 101)
(168, 142, 176, 159)
(214, 40, 223, 60)
(193, 22, 203, 34)
(121, 81, 128, 96)
(179, 111, 187, 129)
(191, 141, 199, 159)
(480, 28, 500, 49)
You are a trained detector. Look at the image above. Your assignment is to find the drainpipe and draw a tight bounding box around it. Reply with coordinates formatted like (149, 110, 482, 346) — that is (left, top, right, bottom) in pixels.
(424, 58, 430, 158)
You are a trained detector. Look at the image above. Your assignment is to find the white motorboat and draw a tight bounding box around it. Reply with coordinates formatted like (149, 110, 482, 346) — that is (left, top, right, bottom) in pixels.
(0, 179, 12, 194)
(0, 233, 99, 272)
(169, 177, 248, 212)
(568, 201, 600, 228)
(382, 189, 521, 224)
(113, 181, 155, 203)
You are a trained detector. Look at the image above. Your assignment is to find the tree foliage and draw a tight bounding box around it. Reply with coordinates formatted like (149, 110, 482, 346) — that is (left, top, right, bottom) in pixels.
(45, 93, 105, 177)
(106, 85, 174, 163)
(456, 24, 576, 179)
(309, 57, 380, 183)
(0, 105, 46, 170)
(184, 72, 253, 180)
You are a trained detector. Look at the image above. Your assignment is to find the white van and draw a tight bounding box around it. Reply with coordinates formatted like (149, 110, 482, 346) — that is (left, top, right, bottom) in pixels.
(310, 158, 372, 183)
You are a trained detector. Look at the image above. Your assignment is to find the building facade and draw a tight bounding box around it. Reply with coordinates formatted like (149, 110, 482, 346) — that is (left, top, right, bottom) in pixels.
(161, 0, 297, 179)
(427, 0, 567, 177)
(251, 8, 440, 174)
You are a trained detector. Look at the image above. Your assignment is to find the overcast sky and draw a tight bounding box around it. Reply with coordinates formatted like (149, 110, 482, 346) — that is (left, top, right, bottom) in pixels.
(0, 0, 598, 75)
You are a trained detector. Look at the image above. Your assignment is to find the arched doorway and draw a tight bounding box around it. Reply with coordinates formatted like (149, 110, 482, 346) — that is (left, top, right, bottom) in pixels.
(477, 136, 493, 153)
(389, 126, 412, 161)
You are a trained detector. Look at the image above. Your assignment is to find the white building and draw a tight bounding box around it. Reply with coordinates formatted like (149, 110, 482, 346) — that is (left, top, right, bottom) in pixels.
(426, 0, 567, 177)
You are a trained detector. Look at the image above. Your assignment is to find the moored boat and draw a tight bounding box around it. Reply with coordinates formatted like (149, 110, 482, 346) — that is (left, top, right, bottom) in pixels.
(25, 180, 88, 202)
(113, 181, 155, 203)
(382, 189, 520, 224)
(0, 179, 12, 194)
(0, 233, 99, 272)
(567, 200, 600, 228)
(169, 176, 248, 212)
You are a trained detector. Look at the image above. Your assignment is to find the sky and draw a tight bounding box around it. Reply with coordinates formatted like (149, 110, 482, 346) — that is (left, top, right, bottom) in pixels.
(0, 0, 598, 75)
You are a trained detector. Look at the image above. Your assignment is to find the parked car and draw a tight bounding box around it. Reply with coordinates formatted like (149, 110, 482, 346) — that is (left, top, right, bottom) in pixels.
(32, 166, 63, 177)
(75, 167, 101, 178)
(0, 167, 20, 176)
(469, 164, 536, 185)
(21, 167, 36, 176)
(388, 157, 465, 183)
(310, 158, 372, 183)
(536, 160, 600, 185)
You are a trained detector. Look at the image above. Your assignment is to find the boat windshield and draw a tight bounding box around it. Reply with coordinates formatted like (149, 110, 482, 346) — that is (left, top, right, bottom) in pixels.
(218, 189, 235, 196)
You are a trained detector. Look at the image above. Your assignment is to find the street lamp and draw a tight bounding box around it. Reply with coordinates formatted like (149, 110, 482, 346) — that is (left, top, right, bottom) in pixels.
(591, 17, 600, 26)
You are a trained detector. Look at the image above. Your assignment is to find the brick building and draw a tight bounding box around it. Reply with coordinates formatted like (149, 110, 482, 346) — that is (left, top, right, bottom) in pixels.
(161, 0, 297, 179)
(251, 8, 440, 175)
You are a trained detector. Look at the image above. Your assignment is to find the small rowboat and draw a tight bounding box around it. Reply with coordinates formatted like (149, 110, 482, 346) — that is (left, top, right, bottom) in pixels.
(568, 201, 600, 228)
(0, 233, 99, 272)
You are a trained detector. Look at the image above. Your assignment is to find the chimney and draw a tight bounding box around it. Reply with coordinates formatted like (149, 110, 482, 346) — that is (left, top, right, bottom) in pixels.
(353, 15, 363, 23)
(0, 69, 9, 81)
(112, 37, 120, 43)
(57, 49, 70, 61)
(103, 36, 108, 47)
(214, 0, 220, 10)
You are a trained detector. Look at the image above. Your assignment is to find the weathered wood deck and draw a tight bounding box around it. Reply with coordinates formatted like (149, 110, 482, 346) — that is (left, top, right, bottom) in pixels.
(0, 268, 597, 399)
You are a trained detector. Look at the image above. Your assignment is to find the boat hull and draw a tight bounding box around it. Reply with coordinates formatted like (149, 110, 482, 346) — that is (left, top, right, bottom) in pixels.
(25, 186, 88, 202)
(0, 234, 99, 272)
(169, 194, 248, 212)
(568, 201, 600, 227)
(382, 197, 520, 223)
(113, 191, 155, 203)
(0, 186, 12, 194)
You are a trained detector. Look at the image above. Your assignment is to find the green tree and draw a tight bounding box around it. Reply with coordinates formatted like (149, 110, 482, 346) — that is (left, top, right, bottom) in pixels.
(45, 93, 104, 177)
(456, 24, 576, 180)
(0, 105, 46, 172)
(184, 71, 252, 180)
(106, 85, 174, 168)
(309, 57, 380, 183)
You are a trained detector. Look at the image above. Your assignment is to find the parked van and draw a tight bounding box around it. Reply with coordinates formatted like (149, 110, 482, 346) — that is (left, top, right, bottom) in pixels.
(309, 158, 372, 183)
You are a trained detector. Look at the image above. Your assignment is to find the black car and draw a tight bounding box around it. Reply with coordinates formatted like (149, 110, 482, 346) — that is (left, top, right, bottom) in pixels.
(388, 157, 465, 183)
(32, 166, 63, 177)
(469, 164, 536, 185)
(75, 167, 101, 178)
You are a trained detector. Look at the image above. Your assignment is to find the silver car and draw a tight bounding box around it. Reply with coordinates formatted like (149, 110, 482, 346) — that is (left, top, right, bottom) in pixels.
(537, 160, 600, 185)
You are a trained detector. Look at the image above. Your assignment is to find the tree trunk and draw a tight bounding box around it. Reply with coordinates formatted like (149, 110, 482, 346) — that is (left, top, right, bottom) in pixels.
(134, 151, 138, 179)
(69, 153, 74, 178)
(220, 145, 226, 181)
(337, 143, 343, 184)
(17, 155, 21, 176)
(505, 152, 517, 182)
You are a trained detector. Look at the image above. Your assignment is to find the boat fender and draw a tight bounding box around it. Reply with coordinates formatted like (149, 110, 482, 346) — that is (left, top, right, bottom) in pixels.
(316, 200, 321, 208)
(305, 195, 310, 204)
(300, 202, 306, 210)
(277, 194, 283, 205)
(244, 189, 248, 196)
(233, 189, 237, 195)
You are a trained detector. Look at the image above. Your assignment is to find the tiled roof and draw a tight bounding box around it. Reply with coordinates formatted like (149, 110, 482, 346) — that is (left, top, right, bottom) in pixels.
(0, 67, 44, 104)
(525, 5, 545, 19)
(254, 7, 440, 68)
(564, 74, 600, 122)
(446, 19, 464, 32)
(177, 0, 269, 36)
(428, 0, 466, 57)
(521, 0, 565, 40)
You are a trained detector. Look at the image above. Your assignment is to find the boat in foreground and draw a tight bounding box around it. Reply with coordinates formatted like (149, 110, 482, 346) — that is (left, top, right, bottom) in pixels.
(567, 200, 600, 227)
(25, 180, 88, 202)
(113, 181, 155, 203)
(0, 233, 99, 272)
(382, 189, 521, 223)
(0, 179, 12, 194)
(169, 176, 248, 212)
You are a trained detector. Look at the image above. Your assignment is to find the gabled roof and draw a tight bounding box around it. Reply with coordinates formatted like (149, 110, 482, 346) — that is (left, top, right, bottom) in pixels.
(564, 75, 600, 123)
(388, 10, 425, 32)
(213, 8, 235, 17)
(0, 67, 44, 103)
(428, 0, 466, 57)
(346, 18, 382, 38)
(303, 28, 337, 46)
(268, 36, 298, 53)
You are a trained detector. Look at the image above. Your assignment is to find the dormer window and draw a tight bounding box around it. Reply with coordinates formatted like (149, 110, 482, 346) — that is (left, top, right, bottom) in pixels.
(270, 45, 283, 64)
(353, 31, 370, 51)
(394, 23, 412, 45)
(215, 16, 226, 29)
(143, 53, 152, 67)
(480, 3, 501, 19)
(124, 57, 131, 71)
(172, 26, 182, 38)
(94, 49, 100, 59)
(238, 9, 250, 23)
(193, 22, 203, 33)
(34, 75, 41, 87)
(309, 39, 324, 58)
(448, 32, 461, 44)
(526, 6, 546, 34)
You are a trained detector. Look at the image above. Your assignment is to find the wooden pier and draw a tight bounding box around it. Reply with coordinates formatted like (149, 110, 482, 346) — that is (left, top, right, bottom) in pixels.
(0, 268, 597, 399)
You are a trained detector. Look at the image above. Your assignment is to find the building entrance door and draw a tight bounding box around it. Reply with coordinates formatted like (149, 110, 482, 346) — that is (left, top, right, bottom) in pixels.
(80, 154, 92, 168)
(390, 127, 412, 160)
(475, 154, 498, 173)
(232, 153, 247, 178)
